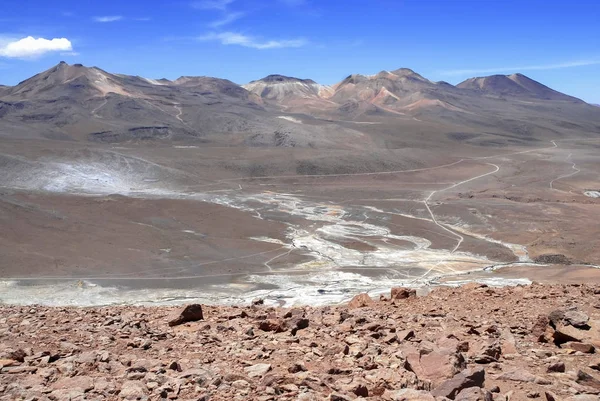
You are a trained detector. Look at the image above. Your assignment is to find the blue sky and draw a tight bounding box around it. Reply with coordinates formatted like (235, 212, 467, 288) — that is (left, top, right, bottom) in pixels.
(1, 0, 599, 102)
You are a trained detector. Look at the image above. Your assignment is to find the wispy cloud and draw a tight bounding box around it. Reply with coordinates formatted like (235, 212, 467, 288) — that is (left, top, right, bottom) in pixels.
(93, 16, 123, 23)
(441, 60, 600, 76)
(197, 32, 307, 49)
(209, 12, 244, 28)
(191, 0, 234, 10)
(0, 36, 73, 58)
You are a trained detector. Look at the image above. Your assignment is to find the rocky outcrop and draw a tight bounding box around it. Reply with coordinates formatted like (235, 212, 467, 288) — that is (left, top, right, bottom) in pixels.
(2, 284, 600, 400)
(167, 304, 204, 326)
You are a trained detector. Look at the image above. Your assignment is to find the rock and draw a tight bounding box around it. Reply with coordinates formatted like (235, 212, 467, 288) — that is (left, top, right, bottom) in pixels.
(353, 384, 368, 397)
(244, 363, 272, 378)
(390, 287, 416, 300)
(562, 341, 595, 353)
(547, 361, 565, 372)
(288, 363, 307, 373)
(119, 380, 148, 400)
(531, 315, 552, 343)
(9, 349, 26, 363)
(589, 359, 600, 371)
(290, 317, 309, 335)
(252, 298, 264, 305)
(406, 349, 466, 387)
(472, 341, 502, 364)
(455, 387, 493, 401)
(498, 369, 536, 383)
(231, 380, 250, 390)
(4, 366, 37, 374)
(384, 388, 435, 400)
(258, 319, 287, 333)
(348, 293, 374, 308)
(168, 304, 204, 326)
(576, 370, 600, 390)
(552, 323, 586, 344)
(397, 329, 415, 342)
(168, 361, 182, 372)
(565, 396, 600, 401)
(329, 394, 351, 401)
(51, 375, 94, 392)
(0, 359, 17, 368)
(431, 367, 485, 399)
(564, 310, 590, 328)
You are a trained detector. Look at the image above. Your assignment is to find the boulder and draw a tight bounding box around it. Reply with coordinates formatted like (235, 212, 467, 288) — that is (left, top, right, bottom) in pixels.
(531, 315, 552, 343)
(472, 341, 501, 364)
(168, 304, 204, 327)
(384, 389, 435, 400)
(390, 287, 416, 300)
(405, 349, 466, 387)
(348, 293, 374, 309)
(455, 387, 493, 401)
(547, 361, 566, 372)
(576, 370, 600, 390)
(258, 319, 287, 333)
(244, 363, 272, 378)
(497, 369, 536, 383)
(51, 375, 94, 392)
(431, 367, 485, 399)
(562, 341, 595, 353)
(119, 380, 148, 400)
(564, 310, 590, 328)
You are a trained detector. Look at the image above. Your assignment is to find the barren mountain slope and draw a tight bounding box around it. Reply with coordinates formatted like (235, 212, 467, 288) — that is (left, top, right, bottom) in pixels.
(458, 73, 583, 102)
(243, 74, 336, 113)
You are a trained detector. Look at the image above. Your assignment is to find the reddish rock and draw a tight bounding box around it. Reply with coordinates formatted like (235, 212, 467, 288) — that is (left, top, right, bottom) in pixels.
(455, 387, 493, 401)
(562, 341, 595, 353)
(576, 370, 600, 390)
(547, 361, 566, 372)
(258, 319, 287, 332)
(472, 341, 501, 364)
(391, 287, 416, 300)
(51, 376, 94, 392)
(168, 304, 204, 326)
(353, 384, 368, 397)
(532, 315, 551, 342)
(384, 389, 435, 400)
(9, 349, 26, 363)
(497, 369, 536, 383)
(431, 367, 485, 399)
(405, 349, 466, 387)
(348, 293, 374, 308)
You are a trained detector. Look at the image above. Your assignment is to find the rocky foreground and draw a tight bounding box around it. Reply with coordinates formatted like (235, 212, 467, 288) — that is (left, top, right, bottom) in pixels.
(2, 284, 600, 400)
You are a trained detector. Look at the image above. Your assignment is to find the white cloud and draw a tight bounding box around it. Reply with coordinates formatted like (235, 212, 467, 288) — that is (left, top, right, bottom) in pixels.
(93, 15, 123, 22)
(441, 60, 600, 76)
(197, 32, 306, 49)
(0, 36, 73, 58)
(191, 0, 234, 10)
(209, 12, 244, 28)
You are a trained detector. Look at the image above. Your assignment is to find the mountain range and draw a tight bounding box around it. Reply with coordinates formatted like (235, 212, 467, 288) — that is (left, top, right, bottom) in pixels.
(0, 61, 599, 150)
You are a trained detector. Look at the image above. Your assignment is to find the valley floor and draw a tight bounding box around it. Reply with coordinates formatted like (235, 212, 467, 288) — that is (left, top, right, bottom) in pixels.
(1, 136, 600, 306)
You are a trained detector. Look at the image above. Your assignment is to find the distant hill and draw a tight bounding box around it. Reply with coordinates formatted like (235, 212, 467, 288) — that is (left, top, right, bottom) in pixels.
(0, 62, 598, 148)
(457, 73, 582, 102)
